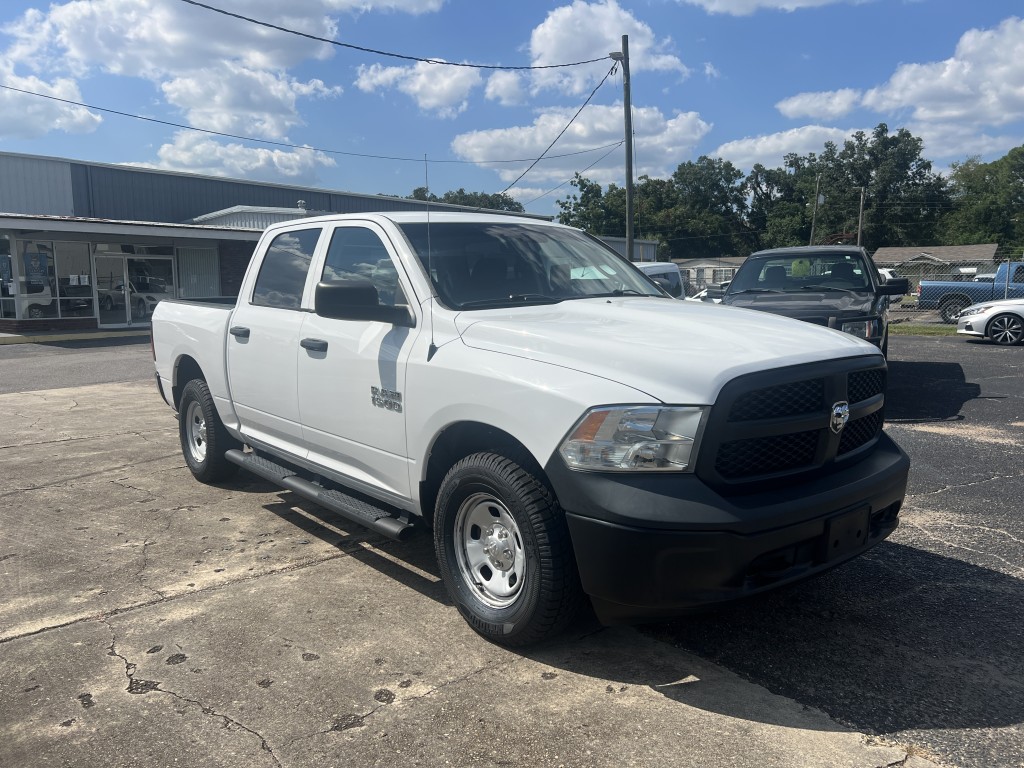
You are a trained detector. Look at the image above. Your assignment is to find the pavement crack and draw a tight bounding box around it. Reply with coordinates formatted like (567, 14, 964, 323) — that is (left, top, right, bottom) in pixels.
(101, 618, 282, 767)
(135, 538, 167, 601)
(903, 519, 1024, 576)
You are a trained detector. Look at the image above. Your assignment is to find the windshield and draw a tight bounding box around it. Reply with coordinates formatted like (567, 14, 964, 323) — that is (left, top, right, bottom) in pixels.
(728, 251, 872, 294)
(396, 222, 663, 310)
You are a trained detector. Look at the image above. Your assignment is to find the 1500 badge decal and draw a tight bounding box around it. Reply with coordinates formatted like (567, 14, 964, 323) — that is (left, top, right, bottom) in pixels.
(371, 386, 403, 413)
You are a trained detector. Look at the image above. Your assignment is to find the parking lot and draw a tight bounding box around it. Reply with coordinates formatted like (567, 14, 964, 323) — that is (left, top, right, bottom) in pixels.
(1, 334, 1021, 767)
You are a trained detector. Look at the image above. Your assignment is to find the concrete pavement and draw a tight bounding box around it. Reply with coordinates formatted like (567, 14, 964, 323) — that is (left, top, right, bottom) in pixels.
(0, 380, 943, 768)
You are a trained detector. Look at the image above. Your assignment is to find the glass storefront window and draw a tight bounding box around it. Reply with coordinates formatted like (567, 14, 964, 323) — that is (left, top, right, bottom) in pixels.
(0, 234, 13, 319)
(16, 240, 57, 319)
(55, 242, 94, 318)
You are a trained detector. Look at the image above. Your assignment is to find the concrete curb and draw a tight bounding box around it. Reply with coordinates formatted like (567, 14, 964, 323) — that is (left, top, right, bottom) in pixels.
(0, 329, 151, 345)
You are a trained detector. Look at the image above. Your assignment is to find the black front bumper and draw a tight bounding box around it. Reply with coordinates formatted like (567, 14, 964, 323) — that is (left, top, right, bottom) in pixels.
(546, 433, 909, 624)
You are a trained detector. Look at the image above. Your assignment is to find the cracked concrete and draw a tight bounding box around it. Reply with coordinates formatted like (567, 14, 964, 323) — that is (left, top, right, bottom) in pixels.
(1, 380, 946, 768)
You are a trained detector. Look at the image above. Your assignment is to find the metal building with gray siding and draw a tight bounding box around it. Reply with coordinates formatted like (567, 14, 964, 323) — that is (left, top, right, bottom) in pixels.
(0, 150, 539, 332)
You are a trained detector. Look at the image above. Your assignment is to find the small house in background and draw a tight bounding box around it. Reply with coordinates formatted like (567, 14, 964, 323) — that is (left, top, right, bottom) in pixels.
(872, 244, 999, 290)
(599, 236, 660, 263)
(675, 256, 747, 290)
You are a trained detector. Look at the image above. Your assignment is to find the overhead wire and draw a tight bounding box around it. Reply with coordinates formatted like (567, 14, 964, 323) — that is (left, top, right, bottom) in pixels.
(500, 63, 619, 194)
(177, 0, 610, 70)
(0, 84, 624, 166)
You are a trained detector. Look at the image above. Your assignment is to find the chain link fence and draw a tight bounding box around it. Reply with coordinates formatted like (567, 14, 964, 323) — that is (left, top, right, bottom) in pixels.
(876, 247, 1024, 325)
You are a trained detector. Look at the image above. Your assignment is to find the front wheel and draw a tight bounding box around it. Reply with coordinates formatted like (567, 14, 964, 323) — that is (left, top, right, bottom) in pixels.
(434, 452, 582, 646)
(988, 313, 1024, 346)
(940, 297, 968, 324)
(178, 379, 240, 483)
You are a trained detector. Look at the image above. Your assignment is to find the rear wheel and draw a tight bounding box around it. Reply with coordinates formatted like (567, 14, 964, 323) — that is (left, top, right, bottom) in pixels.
(434, 452, 582, 646)
(940, 297, 968, 324)
(178, 378, 240, 483)
(988, 313, 1024, 346)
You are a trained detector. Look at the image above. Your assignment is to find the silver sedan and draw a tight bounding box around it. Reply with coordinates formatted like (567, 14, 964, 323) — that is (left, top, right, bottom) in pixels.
(956, 297, 1024, 345)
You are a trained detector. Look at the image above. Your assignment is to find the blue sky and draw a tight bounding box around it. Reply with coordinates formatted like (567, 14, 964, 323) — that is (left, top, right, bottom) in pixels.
(1, 0, 1022, 216)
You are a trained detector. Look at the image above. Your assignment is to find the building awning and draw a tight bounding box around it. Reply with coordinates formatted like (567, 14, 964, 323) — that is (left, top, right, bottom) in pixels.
(0, 212, 263, 242)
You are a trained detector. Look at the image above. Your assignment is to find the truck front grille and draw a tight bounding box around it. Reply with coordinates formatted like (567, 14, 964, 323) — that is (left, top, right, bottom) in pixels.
(699, 357, 886, 492)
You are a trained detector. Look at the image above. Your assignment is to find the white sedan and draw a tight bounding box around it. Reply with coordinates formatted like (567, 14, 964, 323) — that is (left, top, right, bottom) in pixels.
(956, 297, 1024, 346)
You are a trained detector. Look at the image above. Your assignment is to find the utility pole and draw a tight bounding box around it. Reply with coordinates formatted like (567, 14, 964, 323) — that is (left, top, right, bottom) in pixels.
(856, 186, 866, 246)
(809, 174, 821, 246)
(610, 35, 634, 261)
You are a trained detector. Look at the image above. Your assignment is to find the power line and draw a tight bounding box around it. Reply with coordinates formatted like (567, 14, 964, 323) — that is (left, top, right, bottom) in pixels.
(501, 63, 618, 193)
(0, 83, 624, 166)
(177, 0, 610, 70)
(522, 141, 624, 207)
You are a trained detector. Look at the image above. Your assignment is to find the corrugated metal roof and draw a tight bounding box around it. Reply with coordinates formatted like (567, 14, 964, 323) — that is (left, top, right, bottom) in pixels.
(872, 244, 998, 264)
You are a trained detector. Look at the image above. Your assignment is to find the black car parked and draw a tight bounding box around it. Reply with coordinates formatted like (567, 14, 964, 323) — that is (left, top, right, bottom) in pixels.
(708, 246, 909, 356)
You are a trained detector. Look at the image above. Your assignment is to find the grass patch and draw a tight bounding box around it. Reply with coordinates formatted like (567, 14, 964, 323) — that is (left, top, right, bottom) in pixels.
(889, 322, 957, 336)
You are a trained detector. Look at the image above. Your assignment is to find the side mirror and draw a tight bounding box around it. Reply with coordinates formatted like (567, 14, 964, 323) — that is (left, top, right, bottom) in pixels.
(880, 277, 910, 296)
(706, 286, 725, 299)
(314, 281, 415, 327)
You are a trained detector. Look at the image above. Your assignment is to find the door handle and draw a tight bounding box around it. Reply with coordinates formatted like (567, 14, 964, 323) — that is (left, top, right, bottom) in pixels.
(229, 326, 250, 339)
(300, 338, 328, 352)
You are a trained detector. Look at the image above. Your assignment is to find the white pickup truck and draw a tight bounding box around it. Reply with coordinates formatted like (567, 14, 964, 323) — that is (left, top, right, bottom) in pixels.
(152, 212, 909, 646)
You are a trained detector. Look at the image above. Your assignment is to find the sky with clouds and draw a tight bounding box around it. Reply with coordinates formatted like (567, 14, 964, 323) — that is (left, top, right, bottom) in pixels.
(0, 0, 1021, 215)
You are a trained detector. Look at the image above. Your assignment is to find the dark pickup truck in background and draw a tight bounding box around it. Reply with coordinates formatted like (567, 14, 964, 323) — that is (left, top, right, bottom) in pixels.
(708, 245, 909, 356)
(916, 261, 1024, 323)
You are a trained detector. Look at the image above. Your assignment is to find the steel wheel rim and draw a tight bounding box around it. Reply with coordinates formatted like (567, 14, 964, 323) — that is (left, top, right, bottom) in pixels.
(185, 400, 208, 464)
(991, 315, 1023, 345)
(454, 492, 526, 609)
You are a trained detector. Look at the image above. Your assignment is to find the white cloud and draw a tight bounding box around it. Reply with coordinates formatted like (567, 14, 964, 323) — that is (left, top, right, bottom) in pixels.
(161, 63, 340, 140)
(486, 71, 526, 106)
(675, 0, 848, 15)
(452, 104, 711, 187)
(862, 17, 1024, 128)
(776, 88, 861, 120)
(906, 122, 1023, 168)
(0, 0, 434, 146)
(529, 1, 689, 96)
(703, 62, 721, 80)
(322, 0, 443, 12)
(712, 125, 859, 171)
(145, 131, 336, 185)
(0, 61, 101, 139)
(355, 60, 481, 118)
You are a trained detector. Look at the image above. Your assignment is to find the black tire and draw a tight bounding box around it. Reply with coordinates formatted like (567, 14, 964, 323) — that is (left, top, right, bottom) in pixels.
(103, 295, 114, 312)
(433, 452, 583, 646)
(178, 378, 240, 483)
(134, 298, 147, 319)
(940, 297, 968, 324)
(27, 304, 44, 319)
(988, 312, 1024, 346)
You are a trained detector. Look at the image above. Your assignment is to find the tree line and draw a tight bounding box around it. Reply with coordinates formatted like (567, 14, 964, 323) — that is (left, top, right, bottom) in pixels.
(410, 124, 1024, 262)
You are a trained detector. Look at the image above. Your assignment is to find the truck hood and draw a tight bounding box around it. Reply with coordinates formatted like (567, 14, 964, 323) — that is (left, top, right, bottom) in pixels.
(454, 297, 878, 404)
(724, 291, 878, 324)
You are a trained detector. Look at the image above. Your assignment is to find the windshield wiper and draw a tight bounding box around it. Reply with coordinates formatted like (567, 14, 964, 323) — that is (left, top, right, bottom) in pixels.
(588, 288, 651, 297)
(729, 288, 785, 294)
(800, 284, 861, 293)
(458, 294, 563, 309)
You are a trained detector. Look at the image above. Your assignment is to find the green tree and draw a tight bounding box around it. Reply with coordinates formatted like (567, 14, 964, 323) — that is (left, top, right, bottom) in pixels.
(407, 187, 524, 212)
(939, 148, 1024, 257)
(806, 124, 948, 248)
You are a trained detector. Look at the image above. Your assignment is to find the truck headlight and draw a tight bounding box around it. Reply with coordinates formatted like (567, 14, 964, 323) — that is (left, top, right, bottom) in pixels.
(841, 318, 882, 339)
(559, 406, 705, 472)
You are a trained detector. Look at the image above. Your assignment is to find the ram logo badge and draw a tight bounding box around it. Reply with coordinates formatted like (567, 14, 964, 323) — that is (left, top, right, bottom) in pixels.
(830, 401, 850, 434)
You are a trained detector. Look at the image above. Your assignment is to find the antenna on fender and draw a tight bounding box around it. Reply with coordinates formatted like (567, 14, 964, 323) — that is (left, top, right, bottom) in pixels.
(425, 155, 438, 362)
